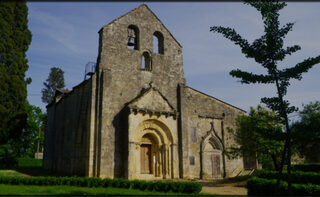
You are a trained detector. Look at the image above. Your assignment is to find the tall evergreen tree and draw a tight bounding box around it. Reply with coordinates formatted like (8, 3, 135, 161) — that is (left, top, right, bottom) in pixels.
(210, 1, 320, 185)
(0, 1, 32, 163)
(41, 67, 65, 104)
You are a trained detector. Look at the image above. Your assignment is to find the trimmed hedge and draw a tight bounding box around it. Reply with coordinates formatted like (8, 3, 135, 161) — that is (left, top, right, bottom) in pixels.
(256, 169, 320, 185)
(247, 176, 320, 196)
(247, 176, 288, 196)
(0, 176, 202, 194)
(292, 163, 320, 173)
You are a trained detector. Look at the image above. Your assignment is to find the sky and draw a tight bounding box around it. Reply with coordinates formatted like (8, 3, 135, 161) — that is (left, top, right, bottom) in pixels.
(26, 2, 320, 121)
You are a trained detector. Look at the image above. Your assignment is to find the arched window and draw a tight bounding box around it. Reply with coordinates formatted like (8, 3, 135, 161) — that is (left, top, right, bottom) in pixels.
(142, 52, 151, 71)
(127, 25, 139, 50)
(153, 31, 164, 54)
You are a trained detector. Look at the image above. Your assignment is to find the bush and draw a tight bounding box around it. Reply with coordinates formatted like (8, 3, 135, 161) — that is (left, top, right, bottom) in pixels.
(247, 176, 320, 196)
(247, 176, 288, 196)
(256, 169, 320, 185)
(0, 176, 202, 194)
(154, 181, 170, 192)
(0, 145, 18, 169)
(292, 163, 320, 173)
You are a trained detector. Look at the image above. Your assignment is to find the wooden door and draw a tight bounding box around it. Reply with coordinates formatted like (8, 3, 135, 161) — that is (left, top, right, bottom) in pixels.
(140, 144, 151, 174)
(211, 154, 220, 176)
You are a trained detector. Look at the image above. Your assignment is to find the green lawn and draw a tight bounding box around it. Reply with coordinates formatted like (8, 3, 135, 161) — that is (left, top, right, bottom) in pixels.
(0, 158, 54, 177)
(0, 170, 21, 176)
(0, 184, 187, 196)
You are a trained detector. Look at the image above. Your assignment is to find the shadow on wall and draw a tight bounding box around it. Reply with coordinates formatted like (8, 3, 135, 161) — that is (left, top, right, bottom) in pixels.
(112, 107, 130, 178)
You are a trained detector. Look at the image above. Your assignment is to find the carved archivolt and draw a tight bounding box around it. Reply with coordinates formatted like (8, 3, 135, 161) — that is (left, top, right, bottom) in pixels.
(201, 122, 223, 151)
(133, 119, 174, 145)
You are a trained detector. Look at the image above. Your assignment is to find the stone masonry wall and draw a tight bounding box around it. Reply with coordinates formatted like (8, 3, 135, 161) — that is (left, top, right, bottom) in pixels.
(179, 85, 245, 179)
(44, 78, 94, 176)
(93, 4, 186, 178)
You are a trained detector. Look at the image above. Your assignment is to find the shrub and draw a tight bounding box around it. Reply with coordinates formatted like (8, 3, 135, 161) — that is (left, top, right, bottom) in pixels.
(154, 181, 170, 192)
(184, 182, 202, 194)
(117, 178, 130, 189)
(130, 180, 141, 190)
(256, 169, 320, 185)
(292, 163, 320, 173)
(101, 178, 112, 187)
(0, 176, 202, 194)
(247, 176, 320, 196)
(247, 176, 288, 196)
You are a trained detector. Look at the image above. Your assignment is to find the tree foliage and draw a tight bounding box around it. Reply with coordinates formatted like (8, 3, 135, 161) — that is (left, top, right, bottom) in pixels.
(41, 67, 65, 104)
(227, 105, 284, 170)
(292, 101, 320, 163)
(210, 1, 320, 176)
(0, 1, 32, 165)
(11, 101, 46, 158)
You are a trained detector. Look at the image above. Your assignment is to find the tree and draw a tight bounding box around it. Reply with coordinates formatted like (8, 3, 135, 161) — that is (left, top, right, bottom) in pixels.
(227, 105, 284, 171)
(0, 1, 32, 166)
(292, 101, 320, 163)
(210, 1, 320, 180)
(41, 67, 65, 104)
(11, 101, 45, 158)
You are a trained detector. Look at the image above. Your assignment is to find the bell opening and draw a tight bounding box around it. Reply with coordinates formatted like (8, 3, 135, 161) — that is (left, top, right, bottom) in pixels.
(127, 36, 136, 46)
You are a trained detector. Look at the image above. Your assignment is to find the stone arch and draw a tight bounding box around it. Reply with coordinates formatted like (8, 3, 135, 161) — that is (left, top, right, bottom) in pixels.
(132, 119, 174, 179)
(153, 31, 164, 54)
(134, 119, 173, 145)
(141, 51, 152, 71)
(200, 130, 223, 179)
(127, 25, 139, 50)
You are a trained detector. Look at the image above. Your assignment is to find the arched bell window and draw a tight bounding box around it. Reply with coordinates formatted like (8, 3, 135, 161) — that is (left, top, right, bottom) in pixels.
(142, 52, 151, 71)
(153, 31, 164, 54)
(127, 25, 139, 50)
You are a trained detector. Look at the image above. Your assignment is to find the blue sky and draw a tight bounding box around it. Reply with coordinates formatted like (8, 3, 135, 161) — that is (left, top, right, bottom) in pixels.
(26, 2, 320, 121)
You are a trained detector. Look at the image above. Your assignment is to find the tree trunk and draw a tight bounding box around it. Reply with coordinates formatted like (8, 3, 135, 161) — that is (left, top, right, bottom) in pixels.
(271, 154, 279, 171)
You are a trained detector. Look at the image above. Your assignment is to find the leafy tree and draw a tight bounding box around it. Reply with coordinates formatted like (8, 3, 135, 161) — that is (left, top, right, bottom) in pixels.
(11, 102, 46, 158)
(0, 1, 32, 165)
(210, 1, 320, 179)
(292, 101, 320, 163)
(227, 105, 284, 171)
(41, 67, 65, 104)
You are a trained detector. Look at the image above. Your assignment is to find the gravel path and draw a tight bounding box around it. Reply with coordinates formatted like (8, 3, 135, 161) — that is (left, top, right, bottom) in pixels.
(200, 180, 247, 195)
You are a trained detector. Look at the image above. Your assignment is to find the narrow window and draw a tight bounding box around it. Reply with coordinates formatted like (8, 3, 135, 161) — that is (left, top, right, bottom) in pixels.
(127, 25, 139, 50)
(190, 156, 195, 165)
(153, 31, 164, 54)
(190, 127, 197, 143)
(142, 52, 151, 71)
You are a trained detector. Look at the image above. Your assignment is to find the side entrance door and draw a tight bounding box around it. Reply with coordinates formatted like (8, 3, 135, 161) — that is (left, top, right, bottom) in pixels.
(211, 154, 220, 176)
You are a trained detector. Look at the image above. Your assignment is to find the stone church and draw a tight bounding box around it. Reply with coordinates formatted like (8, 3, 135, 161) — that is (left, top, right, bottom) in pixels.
(43, 4, 252, 180)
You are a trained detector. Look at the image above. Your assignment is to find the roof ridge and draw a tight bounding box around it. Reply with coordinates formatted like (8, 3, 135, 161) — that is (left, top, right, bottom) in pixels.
(186, 86, 246, 113)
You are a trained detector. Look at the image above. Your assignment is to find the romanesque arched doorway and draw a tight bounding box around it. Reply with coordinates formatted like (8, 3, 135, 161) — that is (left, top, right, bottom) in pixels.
(128, 119, 176, 179)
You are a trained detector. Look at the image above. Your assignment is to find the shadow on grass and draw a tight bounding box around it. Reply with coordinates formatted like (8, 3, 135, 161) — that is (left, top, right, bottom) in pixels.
(0, 158, 59, 177)
(14, 166, 56, 177)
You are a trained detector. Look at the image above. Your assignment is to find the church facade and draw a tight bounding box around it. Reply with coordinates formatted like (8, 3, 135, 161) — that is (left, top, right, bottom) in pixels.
(43, 4, 251, 180)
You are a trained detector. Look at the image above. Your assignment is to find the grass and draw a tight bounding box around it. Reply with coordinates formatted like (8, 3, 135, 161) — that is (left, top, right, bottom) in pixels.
(0, 184, 187, 195)
(0, 170, 21, 176)
(0, 158, 54, 177)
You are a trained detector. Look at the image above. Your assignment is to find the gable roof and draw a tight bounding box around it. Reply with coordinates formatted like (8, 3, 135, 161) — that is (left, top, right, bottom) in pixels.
(186, 86, 246, 113)
(127, 83, 176, 114)
(100, 4, 182, 48)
